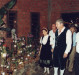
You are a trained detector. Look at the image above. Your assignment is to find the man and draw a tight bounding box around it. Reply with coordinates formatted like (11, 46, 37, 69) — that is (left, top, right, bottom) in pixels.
(49, 24, 57, 67)
(74, 31, 79, 75)
(68, 25, 76, 72)
(49, 24, 57, 51)
(53, 19, 72, 75)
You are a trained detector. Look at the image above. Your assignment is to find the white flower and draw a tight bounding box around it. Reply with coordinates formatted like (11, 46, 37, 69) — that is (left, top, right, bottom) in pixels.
(1, 53, 7, 58)
(13, 40, 15, 42)
(27, 54, 30, 57)
(12, 58, 15, 61)
(21, 57, 23, 59)
(26, 46, 28, 48)
(7, 66, 9, 68)
(29, 44, 32, 47)
(22, 43, 24, 45)
(15, 41, 17, 43)
(14, 69, 17, 72)
(25, 58, 28, 60)
(1, 72, 5, 75)
(19, 62, 23, 64)
(30, 53, 32, 55)
(20, 50, 22, 53)
(1, 64, 3, 67)
(14, 45, 16, 47)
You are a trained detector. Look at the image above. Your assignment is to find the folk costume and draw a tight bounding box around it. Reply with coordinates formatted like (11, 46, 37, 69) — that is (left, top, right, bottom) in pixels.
(39, 35, 54, 74)
(53, 27, 72, 75)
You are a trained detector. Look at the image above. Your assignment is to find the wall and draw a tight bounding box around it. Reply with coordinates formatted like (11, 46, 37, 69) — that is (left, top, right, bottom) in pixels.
(51, 0, 79, 28)
(0, 0, 79, 48)
(0, 0, 48, 48)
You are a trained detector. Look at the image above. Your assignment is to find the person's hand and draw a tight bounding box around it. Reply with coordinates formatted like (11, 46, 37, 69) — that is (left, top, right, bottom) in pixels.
(38, 51, 40, 56)
(51, 48, 54, 53)
(63, 53, 68, 58)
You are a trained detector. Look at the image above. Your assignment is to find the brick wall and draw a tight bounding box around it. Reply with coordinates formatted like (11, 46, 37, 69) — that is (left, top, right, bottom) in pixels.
(0, 0, 48, 48)
(15, 0, 48, 37)
(51, 0, 79, 26)
(0, 0, 79, 48)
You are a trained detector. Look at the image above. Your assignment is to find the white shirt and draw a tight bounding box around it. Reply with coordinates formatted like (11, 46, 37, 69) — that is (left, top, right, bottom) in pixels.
(76, 32, 79, 53)
(55, 27, 72, 54)
(40, 35, 54, 48)
(49, 30, 55, 48)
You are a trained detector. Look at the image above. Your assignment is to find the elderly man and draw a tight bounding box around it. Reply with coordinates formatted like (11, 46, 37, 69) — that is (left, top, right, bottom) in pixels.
(53, 19, 72, 75)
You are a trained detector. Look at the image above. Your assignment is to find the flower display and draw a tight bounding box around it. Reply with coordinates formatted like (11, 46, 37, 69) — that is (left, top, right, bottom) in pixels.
(0, 35, 39, 75)
(0, 37, 4, 46)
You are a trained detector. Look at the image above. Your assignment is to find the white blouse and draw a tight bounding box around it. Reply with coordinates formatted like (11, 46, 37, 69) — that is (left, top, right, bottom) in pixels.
(40, 35, 54, 48)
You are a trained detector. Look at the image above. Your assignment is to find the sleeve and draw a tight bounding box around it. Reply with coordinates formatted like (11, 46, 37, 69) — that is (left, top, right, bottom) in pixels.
(50, 36, 55, 49)
(64, 30, 72, 54)
(76, 33, 79, 43)
(49, 31, 51, 36)
(40, 37, 42, 44)
(73, 33, 76, 44)
(76, 34, 77, 43)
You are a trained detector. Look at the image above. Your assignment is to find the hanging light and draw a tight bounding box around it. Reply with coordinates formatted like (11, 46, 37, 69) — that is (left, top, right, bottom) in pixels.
(71, 20, 73, 23)
(75, 24, 78, 27)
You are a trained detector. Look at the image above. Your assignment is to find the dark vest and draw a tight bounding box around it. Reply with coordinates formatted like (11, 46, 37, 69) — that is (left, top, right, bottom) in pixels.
(55, 28, 68, 54)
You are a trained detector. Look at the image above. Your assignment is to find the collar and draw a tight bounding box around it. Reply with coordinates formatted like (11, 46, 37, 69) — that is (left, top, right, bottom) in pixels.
(58, 27, 65, 35)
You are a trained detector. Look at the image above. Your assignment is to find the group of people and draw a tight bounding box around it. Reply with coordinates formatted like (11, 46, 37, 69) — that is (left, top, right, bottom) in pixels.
(39, 18, 79, 75)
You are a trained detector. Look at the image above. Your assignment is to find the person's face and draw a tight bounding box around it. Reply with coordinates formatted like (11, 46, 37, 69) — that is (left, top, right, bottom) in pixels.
(56, 22, 62, 30)
(42, 30, 48, 36)
(70, 27, 75, 33)
(52, 24, 56, 30)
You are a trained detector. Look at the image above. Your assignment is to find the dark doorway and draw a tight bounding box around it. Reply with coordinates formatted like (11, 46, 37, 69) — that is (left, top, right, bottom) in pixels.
(61, 13, 79, 29)
(31, 12, 40, 41)
(7, 10, 17, 37)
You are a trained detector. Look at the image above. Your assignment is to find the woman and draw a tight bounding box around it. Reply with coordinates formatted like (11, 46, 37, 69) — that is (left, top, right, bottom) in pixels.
(39, 28, 54, 74)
